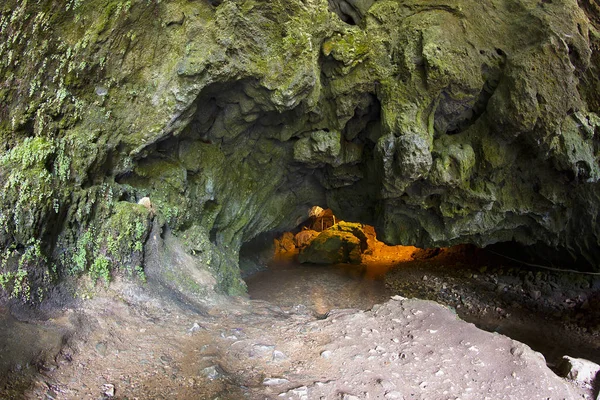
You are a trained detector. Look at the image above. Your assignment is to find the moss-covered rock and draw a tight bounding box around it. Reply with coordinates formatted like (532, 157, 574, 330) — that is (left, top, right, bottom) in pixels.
(2, 0, 600, 302)
(298, 229, 362, 264)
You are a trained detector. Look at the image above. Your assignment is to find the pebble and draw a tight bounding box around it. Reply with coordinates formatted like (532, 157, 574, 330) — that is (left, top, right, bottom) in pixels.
(279, 386, 309, 400)
(102, 383, 115, 397)
(320, 350, 333, 359)
(379, 379, 396, 390)
(95, 86, 108, 96)
(263, 377, 290, 386)
(189, 322, 202, 333)
(160, 355, 172, 364)
(95, 343, 107, 357)
(201, 365, 221, 380)
(273, 350, 287, 361)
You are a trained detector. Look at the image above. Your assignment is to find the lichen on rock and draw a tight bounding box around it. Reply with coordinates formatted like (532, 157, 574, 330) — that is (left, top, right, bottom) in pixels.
(1, 0, 600, 300)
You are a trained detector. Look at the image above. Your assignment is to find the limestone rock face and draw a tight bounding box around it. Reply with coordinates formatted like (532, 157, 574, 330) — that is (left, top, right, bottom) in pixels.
(1, 0, 600, 296)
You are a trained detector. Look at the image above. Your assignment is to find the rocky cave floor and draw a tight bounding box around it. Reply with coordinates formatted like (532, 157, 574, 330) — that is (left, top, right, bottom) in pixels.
(0, 246, 599, 400)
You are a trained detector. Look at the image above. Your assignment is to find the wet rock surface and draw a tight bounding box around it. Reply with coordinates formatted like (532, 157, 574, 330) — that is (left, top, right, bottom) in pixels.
(0, 280, 595, 400)
(299, 229, 363, 264)
(295, 220, 375, 264)
(385, 246, 600, 368)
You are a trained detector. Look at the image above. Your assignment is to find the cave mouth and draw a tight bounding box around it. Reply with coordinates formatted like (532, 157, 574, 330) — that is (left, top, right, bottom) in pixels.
(240, 206, 600, 368)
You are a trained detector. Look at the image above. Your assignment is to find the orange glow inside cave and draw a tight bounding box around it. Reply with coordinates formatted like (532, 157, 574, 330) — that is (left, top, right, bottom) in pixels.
(273, 206, 428, 277)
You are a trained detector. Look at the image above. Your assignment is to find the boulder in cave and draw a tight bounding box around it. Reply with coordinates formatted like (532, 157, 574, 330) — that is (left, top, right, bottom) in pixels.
(298, 225, 365, 264)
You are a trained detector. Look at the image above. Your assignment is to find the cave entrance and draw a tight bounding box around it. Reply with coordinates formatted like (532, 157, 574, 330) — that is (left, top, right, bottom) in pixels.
(241, 206, 600, 369)
(242, 206, 419, 315)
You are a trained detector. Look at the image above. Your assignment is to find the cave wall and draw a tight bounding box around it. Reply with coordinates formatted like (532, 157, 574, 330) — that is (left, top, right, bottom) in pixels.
(1, 0, 600, 299)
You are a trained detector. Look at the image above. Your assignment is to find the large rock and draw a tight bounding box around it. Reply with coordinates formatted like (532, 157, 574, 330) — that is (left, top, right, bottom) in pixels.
(328, 221, 372, 252)
(298, 230, 362, 264)
(557, 356, 600, 386)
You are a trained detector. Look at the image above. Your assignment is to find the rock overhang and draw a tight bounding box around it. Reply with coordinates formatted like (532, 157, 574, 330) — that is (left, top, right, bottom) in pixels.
(1, 0, 600, 300)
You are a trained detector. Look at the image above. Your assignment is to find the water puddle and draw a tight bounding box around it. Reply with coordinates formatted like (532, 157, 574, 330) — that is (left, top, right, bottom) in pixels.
(245, 258, 394, 315)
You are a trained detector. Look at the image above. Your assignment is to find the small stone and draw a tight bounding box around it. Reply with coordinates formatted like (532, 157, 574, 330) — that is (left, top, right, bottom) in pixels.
(342, 394, 360, 400)
(320, 350, 333, 359)
(385, 391, 404, 399)
(263, 377, 290, 386)
(422, 275, 428, 281)
(379, 380, 396, 390)
(279, 385, 309, 400)
(272, 350, 287, 362)
(201, 365, 221, 380)
(102, 383, 115, 397)
(95, 343, 107, 357)
(95, 86, 108, 96)
(160, 355, 172, 364)
(189, 322, 202, 333)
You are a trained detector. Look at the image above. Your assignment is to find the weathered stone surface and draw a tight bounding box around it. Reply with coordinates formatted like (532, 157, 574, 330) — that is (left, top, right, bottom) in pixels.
(558, 356, 600, 386)
(275, 232, 296, 253)
(329, 221, 370, 252)
(305, 208, 337, 232)
(298, 230, 362, 264)
(1, 0, 600, 299)
(294, 230, 320, 249)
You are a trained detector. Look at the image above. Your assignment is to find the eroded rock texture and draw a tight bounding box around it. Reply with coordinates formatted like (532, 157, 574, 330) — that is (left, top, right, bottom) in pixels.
(1, 0, 600, 297)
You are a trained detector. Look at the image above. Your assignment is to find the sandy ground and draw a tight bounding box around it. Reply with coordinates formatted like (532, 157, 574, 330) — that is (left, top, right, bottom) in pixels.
(0, 274, 596, 400)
